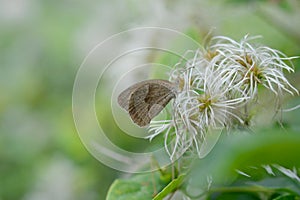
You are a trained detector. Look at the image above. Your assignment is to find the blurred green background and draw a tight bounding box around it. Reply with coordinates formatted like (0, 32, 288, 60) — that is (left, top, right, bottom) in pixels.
(1, 0, 300, 199)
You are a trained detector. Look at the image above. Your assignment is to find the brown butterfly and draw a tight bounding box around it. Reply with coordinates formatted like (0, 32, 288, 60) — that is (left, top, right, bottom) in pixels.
(118, 79, 176, 127)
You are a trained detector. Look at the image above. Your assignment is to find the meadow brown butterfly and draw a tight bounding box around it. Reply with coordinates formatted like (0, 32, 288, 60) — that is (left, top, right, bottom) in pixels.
(118, 79, 176, 127)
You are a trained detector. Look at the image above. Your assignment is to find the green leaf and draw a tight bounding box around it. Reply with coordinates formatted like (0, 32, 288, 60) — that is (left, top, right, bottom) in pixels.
(153, 174, 185, 200)
(273, 194, 299, 200)
(106, 172, 168, 200)
(187, 130, 300, 197)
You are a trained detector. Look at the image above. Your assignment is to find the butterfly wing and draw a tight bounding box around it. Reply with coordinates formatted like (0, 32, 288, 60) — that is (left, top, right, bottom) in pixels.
(118, 80, 175, 127)
(118, 83, 138, 111)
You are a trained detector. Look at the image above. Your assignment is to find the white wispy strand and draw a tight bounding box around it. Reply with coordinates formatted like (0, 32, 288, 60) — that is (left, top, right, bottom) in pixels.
(148, 35, 298, 160)
(210, 35, 299, 98)
(274, 165, 300, 182)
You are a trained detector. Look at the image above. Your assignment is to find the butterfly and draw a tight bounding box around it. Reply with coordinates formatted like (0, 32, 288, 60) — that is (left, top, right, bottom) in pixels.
(118, 79, 176, 127)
